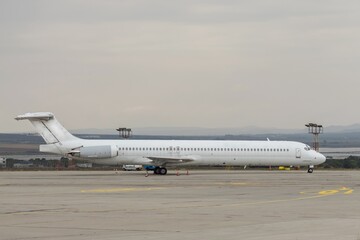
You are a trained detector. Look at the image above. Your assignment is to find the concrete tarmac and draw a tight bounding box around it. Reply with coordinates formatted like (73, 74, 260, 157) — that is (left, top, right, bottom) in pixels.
(0, 170, 359, 240)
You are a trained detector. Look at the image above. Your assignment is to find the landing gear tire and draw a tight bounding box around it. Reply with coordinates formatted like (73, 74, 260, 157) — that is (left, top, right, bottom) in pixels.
(154, 167, 167, 175)
(159, 168, 167, 175)
(307, 168, 314, 173)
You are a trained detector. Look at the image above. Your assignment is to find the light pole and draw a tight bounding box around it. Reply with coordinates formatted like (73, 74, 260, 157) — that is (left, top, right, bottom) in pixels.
(116, 127, 132, 139)
(305, 123, 323, 152)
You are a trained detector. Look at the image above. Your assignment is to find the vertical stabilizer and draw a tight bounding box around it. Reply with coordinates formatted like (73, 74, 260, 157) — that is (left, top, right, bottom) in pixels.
(15, 112, 79, 144)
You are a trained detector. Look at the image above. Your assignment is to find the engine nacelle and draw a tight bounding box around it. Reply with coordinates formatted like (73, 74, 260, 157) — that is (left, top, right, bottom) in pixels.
(72, 145, 118, 159)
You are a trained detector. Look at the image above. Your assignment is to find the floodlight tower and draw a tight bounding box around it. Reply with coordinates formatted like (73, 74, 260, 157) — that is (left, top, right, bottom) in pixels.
(305, 123, 323, 152)
(116, 127, 132, 139)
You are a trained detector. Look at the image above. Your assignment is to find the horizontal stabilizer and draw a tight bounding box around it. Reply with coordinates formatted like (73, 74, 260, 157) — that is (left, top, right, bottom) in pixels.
(15, 112, 54, 121)
(15, 112, 78, 144)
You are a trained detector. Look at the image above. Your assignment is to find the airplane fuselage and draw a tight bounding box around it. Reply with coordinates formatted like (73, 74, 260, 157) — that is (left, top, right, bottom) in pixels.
(41, 139, 325, 167)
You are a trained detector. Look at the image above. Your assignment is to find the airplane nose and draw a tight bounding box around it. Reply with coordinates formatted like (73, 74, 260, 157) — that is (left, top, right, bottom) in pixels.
(317, 152, 326, 164)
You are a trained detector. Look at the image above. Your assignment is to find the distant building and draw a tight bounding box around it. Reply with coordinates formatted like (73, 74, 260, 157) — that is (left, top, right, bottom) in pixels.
(13, 162, 33, 168)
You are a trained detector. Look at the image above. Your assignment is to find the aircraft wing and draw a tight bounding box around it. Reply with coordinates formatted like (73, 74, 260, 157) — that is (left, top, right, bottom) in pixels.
(146, 156, 197, 166)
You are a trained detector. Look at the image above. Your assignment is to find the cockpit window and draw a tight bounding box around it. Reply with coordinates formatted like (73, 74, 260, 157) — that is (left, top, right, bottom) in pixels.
(304, 145, 311, 151)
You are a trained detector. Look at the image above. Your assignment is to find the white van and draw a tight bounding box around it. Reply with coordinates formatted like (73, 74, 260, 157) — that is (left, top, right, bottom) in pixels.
(122, 165, 142, 171)
(0, 157, 5, 168)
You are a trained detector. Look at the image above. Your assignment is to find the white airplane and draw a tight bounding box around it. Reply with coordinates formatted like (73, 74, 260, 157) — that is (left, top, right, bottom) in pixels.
(15, 112, 326, 174)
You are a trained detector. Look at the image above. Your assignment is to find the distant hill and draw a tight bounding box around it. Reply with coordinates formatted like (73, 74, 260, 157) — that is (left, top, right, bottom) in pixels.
(3, 123, 360, 154)
(3, 131, 360, 149)
(71, 126, 305, 136)
(325, 124, 360, 133)
(70, 124, 360, 136)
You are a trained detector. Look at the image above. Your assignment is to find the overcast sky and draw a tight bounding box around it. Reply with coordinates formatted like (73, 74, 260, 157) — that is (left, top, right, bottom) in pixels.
(1, 0, 359, 133)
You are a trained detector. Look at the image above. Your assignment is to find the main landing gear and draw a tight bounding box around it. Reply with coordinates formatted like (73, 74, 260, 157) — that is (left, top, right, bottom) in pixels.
(154, 167, 167, 175)
(307, 165, 314, 173)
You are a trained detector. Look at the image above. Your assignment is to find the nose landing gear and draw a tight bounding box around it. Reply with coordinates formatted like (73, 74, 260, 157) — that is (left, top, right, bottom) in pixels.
(307, 165, 314, 173)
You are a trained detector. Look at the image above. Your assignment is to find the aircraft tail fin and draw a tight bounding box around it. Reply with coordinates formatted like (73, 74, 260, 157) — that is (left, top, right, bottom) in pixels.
(15, 112, 79, 144)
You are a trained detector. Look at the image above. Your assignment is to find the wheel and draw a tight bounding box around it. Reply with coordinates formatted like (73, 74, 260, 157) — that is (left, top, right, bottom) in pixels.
(154, 167, 161, 175)
(159, 167, 167, 175)
(307, 168, 313, 173)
